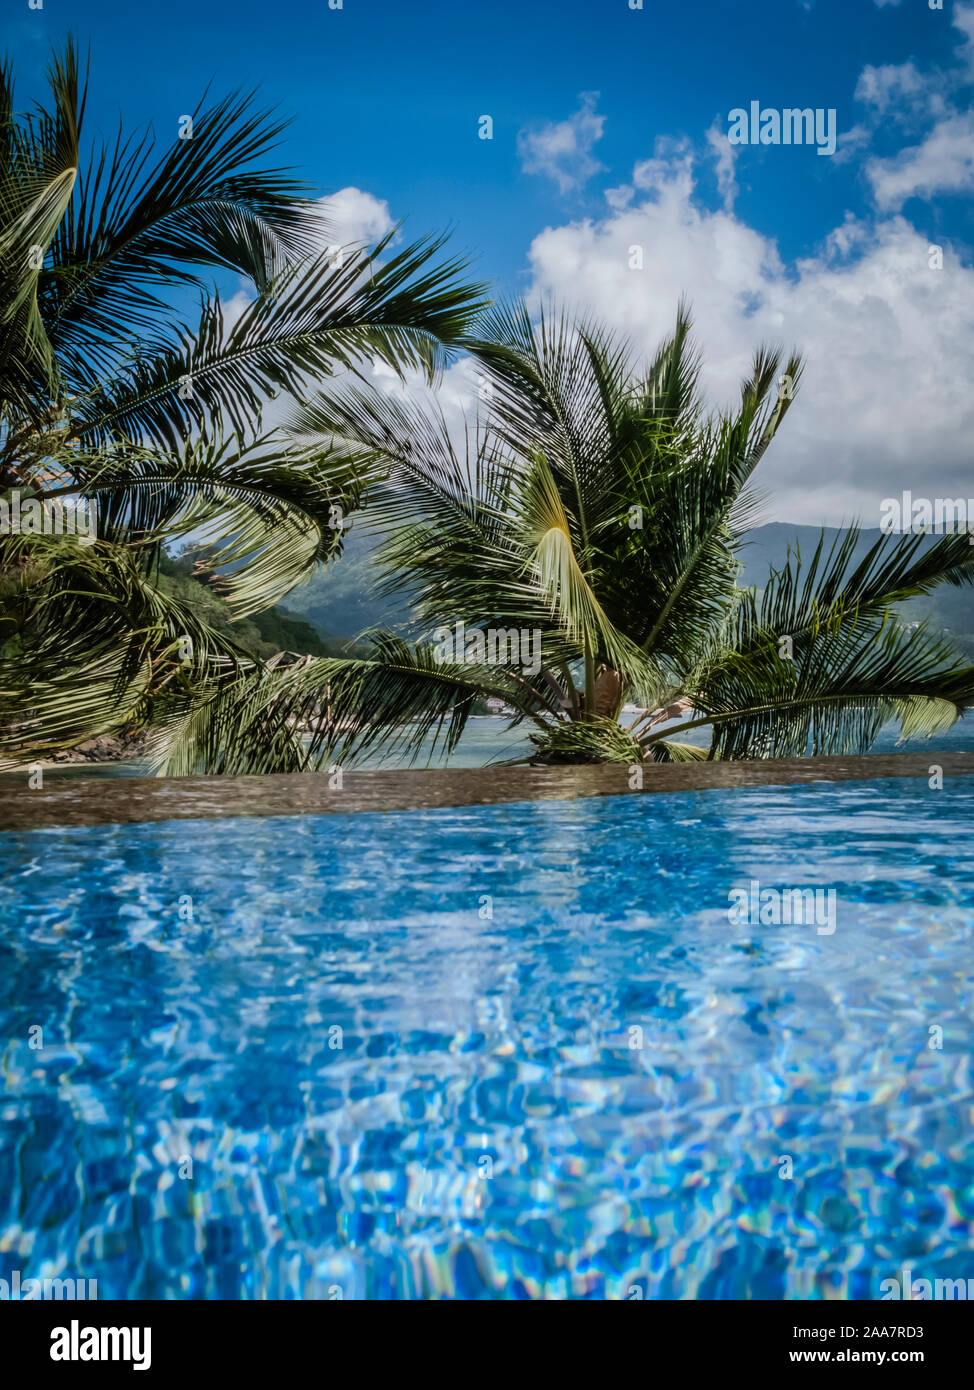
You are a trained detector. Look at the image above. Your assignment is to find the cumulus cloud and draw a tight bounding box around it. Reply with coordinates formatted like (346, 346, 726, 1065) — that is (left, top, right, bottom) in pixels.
(517, 92, 606, 194)
(220, 287, 255, 332)
(955, 0, 974, 74)
(867, 112, 974, 207)
(854, 61, 945, 122)
(860, 3, 974, 205)
(519, 149, 974, 526)
(319, 187, 395, 246)
(237, 18, 974, 538)
(220, 187, 395, 332)
(630, 136, 695, 201)
(833, 122, 873, 165)
(705, 117, 738, 210)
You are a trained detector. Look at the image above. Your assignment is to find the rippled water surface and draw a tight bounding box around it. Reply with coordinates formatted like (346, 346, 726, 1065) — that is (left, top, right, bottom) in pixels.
(1, 776, 973, 1299)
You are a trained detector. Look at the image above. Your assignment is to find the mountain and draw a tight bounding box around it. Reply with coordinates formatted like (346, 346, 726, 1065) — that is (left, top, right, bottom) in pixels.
(157, 552, 341, 659)
(282, 526, 413, 640)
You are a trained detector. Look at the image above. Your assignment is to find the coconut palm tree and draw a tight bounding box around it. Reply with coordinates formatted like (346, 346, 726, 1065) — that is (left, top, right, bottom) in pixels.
(131, 301, 974, 775)
(0, 40, 485, 764)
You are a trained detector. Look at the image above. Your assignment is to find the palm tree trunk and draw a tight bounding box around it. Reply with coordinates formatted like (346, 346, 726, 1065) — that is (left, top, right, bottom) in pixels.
(593, 665, 622, 720)
(582, 637, 596, 720)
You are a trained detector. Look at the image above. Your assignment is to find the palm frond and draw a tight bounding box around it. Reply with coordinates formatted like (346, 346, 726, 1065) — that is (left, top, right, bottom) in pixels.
(34, 429, 354, 616)
(144, 631, 539, 776)
(41, 63, 319, 383)
(658, 600, 974, 760)
(68, 233, 487, 449)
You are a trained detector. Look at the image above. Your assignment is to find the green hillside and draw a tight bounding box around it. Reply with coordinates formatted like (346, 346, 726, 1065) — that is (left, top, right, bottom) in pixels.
(157, 551, 339, 660)
(282, 526, 413, 637)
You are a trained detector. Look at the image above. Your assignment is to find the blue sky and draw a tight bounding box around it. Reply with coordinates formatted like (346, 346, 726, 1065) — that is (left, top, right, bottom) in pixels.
(10, 0, 970, 285)
(8, 0, 974, 523)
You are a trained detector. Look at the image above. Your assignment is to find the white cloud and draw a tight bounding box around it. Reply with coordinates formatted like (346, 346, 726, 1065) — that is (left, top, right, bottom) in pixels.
(857, 4, 974, 204)
(833, 122, 872, 165)
(954, 1, 974, 75)
(219, 187, 395, 331)
(519, 151, 974, 526)
(854, 61, 945, 121)
(517, 92, 606, 194)
(866, 113, 974, 207)
(629, 135, 695, 201)
(221, 287, 255, 332)
(705, 118, 739, 210)
(604, 184, 635, 211)
(319, 187, 395, 246)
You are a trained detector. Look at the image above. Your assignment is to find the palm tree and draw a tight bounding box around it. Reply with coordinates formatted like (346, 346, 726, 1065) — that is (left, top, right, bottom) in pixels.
(133, 301, 974, 774)
(0, 40, 485, 764)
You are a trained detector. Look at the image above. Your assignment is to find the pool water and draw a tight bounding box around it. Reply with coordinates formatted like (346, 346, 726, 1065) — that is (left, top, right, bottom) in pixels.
(1, 775, 972, 1300)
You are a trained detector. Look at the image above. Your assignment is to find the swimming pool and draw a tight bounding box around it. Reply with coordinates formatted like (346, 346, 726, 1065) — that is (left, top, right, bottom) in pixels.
(1, 775, 972, 1299)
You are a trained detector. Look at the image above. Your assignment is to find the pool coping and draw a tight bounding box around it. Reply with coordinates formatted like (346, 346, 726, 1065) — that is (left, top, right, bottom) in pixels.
(0, 750, 971, 832)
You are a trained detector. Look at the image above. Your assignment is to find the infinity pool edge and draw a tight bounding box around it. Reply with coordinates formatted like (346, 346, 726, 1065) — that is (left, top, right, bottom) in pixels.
(1, 750, 972, 832)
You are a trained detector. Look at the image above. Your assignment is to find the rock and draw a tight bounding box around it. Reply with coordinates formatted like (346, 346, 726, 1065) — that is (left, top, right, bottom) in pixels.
(77, 735, 123, 760)
(71, 730, 150, 763)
